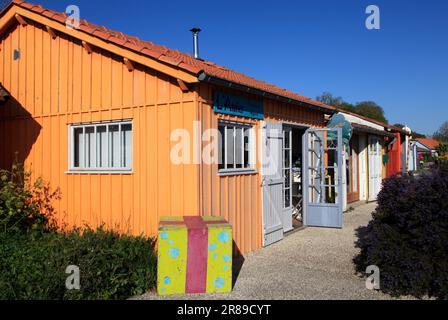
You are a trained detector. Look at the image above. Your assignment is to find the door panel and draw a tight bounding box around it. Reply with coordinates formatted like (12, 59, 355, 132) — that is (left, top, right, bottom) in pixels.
(347, 135, 360, 203)
(359, 135, 368, 201)
(282, 127, 293, 232)
(303, 128, 343, 228)
(368, 136, 382, 201)
(262, 122, 284, 246)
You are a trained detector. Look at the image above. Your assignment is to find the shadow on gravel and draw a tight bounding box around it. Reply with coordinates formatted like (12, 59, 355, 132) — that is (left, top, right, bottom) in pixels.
(232, 241, 245, 289)
(352, 225, 369, 275)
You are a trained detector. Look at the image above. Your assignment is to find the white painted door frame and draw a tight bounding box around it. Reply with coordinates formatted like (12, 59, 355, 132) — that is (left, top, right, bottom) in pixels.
(368, 135, 382, 201)
(281, 126, 293, 233)
(261, 121, 284, 246)
(303, 128, 344, 228)
(280, 122, 309, 232)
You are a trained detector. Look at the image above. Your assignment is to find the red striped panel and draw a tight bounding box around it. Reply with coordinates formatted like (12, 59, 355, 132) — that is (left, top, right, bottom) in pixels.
(184, 217, 208, 294)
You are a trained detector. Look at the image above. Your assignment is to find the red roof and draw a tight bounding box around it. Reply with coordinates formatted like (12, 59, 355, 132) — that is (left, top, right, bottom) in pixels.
(3, 0, 337, 113)
(416, 138, 440, 150)
(3, 0, 408, 135)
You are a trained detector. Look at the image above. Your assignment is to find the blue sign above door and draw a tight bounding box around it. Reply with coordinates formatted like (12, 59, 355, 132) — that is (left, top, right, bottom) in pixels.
(213, 91, 264, 120)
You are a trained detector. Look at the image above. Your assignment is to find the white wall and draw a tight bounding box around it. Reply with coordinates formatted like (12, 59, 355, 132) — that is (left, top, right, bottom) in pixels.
(341, 113, 385, 131)
(342, 145, 348, 211)
(409, 142, 418, 171)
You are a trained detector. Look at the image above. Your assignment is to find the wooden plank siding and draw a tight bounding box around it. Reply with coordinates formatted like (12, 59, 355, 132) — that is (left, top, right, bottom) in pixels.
(0, 18, 329, 255)
(197, 83, 326, 254)
(0, 21, 199, 237)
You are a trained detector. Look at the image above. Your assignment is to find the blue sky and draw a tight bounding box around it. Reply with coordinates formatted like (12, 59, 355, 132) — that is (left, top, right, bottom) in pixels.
(34, 0, 448, 135)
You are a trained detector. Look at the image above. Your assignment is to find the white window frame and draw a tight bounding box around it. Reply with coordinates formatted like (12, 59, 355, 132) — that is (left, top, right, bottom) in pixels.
(68, 120, 133, 174)
(218, 120, 256, 175)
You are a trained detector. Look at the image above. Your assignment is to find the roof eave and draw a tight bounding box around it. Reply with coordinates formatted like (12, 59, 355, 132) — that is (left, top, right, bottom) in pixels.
(352, 124, 395, 138)
(0, 2, 200, 84)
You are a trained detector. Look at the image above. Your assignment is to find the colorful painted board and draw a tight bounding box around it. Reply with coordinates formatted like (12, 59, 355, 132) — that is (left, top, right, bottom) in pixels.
(213, 91, 264, 120)
(157, 216, 232, 295)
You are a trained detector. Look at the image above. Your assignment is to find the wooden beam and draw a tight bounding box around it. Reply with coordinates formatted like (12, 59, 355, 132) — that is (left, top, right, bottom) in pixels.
(15, 14, 27, 27)
(177, 78, 190, 92)
(46, 26, 57, 39)
(123, 58, 134, 72)
(82, 41, 93, 54)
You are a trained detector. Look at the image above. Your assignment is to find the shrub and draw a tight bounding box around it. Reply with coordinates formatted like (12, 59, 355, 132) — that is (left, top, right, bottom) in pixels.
(0, 164, 157, 300)
(0, 163, 60, 235)
(354, 170, 448, 299)
(0, 227, 157, 300)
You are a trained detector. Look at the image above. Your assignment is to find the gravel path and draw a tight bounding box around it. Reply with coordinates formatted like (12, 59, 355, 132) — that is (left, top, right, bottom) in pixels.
(136, 202, 410, 300)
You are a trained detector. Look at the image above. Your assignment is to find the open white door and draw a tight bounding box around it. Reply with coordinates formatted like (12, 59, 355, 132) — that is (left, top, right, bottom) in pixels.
(281, 126, 293, 233)
(303, 128, 343, 228)
(261, 122, 284, 246)
(368, 136, 382, 201)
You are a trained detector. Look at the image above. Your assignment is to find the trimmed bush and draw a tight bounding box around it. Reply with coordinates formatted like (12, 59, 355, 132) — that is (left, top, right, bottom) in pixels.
(0, 163, 60, 235)
(354, 170, 448, 299)
(0, 164, 157, 300)
(0, 227, 157, 300)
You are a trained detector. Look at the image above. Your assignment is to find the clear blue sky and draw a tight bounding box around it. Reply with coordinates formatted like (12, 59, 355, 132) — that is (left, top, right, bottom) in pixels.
(35, 0, 448, 135)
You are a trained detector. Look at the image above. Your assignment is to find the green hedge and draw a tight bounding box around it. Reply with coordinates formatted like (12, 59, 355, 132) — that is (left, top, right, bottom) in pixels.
(0, 163, 60, 235)
(0, 227, 157, 300)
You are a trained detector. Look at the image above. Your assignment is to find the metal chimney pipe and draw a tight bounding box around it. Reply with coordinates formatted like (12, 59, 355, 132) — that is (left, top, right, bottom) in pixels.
(190, 28, 201, 59)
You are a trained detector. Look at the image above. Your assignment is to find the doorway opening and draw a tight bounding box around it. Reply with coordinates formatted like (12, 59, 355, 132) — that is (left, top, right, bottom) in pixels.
(282, 125, 306, 231)
(303, 128, 344, 228)
(347, 134, 360, 203)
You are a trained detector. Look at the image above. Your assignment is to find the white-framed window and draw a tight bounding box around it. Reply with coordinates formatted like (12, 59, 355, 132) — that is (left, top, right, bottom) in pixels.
(68, 120, 132, 173)
(218, 120, 255, 174)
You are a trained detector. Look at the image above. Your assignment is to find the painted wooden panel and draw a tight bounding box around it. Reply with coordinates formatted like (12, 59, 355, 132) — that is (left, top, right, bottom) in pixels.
(157, 216, 232, 295)
(265, 99, 325, 127)
(0, 22, 199, 239)
(157, 222, 188, 295)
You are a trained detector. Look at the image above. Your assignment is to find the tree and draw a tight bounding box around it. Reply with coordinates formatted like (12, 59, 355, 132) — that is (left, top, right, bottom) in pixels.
(433, 121, 448, 143)
(413, 132, 427, 139)
(437, 143, 448, 160)
(316, 92, 344, 107)
(339, 102, 356, 113)
(316, 92, 355, 112)
(393, 123, 426, 139)
(317, 92, 389, 124)
(354, 101, 388, 124)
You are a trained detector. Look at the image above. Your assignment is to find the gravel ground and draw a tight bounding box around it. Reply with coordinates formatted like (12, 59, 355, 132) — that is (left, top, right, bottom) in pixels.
(135, 202, 412, 300)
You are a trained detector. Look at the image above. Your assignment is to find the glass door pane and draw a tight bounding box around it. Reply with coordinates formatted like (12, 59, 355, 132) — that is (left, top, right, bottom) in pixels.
(283, 128, 292, 208)
(74, 128, 84, 168)
(97, 126, 108, 168)
(308, 131, 321, 204)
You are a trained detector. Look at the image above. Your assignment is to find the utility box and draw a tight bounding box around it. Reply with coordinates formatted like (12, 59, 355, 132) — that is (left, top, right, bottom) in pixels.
(157, 216, 232, 295)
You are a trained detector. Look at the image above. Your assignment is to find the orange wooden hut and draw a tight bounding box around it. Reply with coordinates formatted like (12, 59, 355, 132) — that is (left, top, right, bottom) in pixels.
(1, 0, 399, 255)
